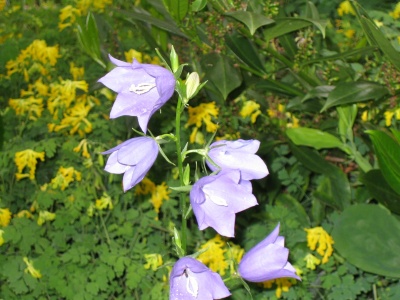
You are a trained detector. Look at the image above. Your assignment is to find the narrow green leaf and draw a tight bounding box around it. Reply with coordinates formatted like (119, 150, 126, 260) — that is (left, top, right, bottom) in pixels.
(366, 130, 400, 195)
(361, 170, 400, 214)
(332, 204, 400, 278)
(201, 53, 242, 100)
(286, 127, 346, 151)
(302, 85, 334, 102)
(162, 0, 189, 21)
(225, 11, 274, 35)
(337, 105, 357, 143)
(321, 81, 389, 112)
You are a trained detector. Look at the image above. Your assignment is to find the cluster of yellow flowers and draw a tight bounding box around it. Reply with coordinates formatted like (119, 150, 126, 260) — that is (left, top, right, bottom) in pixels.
(124, 49, 161, 65)
(304, 226, 334, 269)
(185, 102, 219, 144)
(14, 149, 45, 181)
(135, 178, 171, 216)
(58, 0, 113, 31)
(267, 103, 300, 128)
(50, 166, 82, 190)
(197, 234, 244, 276)
(261, 278, 296, 299)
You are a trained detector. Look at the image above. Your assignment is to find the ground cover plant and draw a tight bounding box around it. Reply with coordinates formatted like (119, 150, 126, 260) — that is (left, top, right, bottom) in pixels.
(0, 0, 400, 299)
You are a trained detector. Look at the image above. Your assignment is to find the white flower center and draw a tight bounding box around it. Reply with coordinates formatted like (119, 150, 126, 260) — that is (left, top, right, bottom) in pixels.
(129, 83, 156, 94)
(205, 192, 228, 206)
(185, 272, 199, 297)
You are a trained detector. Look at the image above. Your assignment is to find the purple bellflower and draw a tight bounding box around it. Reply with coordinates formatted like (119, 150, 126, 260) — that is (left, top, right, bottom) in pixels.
(206, 139, 269, 180)
(98, 55, 176, 133)
(190, 169, 258, 237)
(238, 223, 301, 282)
(169, 257, 231, 300)
(102, 136, 158, 192)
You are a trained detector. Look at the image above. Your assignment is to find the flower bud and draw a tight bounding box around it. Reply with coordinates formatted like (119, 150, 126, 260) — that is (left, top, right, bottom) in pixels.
(185, 72, 200, 101)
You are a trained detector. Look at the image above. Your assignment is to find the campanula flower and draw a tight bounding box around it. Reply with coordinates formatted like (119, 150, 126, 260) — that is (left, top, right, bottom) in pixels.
(102, 137, 158, 192)
(98, 55, 175, 133)
(169, 257, 231, 300)
(238, 224, 301, 282)
(206, 139, 268, 180)
(190, 169, 258, 237)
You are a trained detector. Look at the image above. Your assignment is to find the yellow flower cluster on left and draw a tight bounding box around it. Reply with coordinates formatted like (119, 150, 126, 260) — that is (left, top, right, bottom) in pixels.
(304, 226, 334, 265)
(14, 149, 45, 181)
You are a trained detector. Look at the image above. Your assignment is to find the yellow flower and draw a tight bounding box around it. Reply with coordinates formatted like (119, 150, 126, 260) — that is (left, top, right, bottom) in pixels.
(186, 102, 219, 144)
(73, 139, 91, 158)
(304, 253, 321, 270)
(361, 110, 369, 122)
(14, 149, 45, 181)
(0, 0, 6, 11)
(92, 0, 113, 12)
(87, 203, 96, 217)
(215, 132, 240, 141)
(0, 229, 4, 246)
(262, 278, 294, 298)
(0, 208, 12, 227)
(9, 96, 44, 121)
(37, 211, 56, 226)
(305, 227, 334, 264)
(150, 182, 170, 214)
(227, 242, 245, 273)
(125, 49, 144, 63)
(135, 177, 156, 195)
(16, 210, 33, 219)
(240, 100, 261, 123)
(95, 193, 113, 210)
(337, 1, 356, 16)
(58, 5, 80, 31)
(390, 3, 400, 19)
(384, 110, 395, 126)
(23, 257, 42, 278)
(70, 62, 85, 80)
(143, 253, 163, 271)
(197, 235, 228, 275)
(50, 166, 82, 190)
(189, 127, 205, 144)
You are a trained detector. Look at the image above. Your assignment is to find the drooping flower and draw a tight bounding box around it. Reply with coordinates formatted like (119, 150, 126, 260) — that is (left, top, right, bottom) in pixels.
(98, 55, 175, 133)
(14, 149, 45, 181)
(238, 224, 300, 282)
(190, 169, 258, 237)
(23, 257, 42, 279)
(102, 137, 159, 192)
(206, 139, 268, 180)
(169, 257, 231, 300)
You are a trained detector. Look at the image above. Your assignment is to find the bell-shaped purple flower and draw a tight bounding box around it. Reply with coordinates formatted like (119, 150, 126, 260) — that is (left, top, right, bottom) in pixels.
(169, 257, 231, 300)
(206, 139, 269, 180)
(98, 55, 176, 133)
(238, 223, 301, 282)
(102, 136, 158, 192)
(190, 169, 258, 237)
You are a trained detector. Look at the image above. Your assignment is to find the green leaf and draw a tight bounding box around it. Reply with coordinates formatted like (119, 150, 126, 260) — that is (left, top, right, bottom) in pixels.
(191, 0, 207, 12)
(302, 85, 334, 102)
(361, 169, 400, 214)
(332, 204, 400, 278)
(337, 104, 357, 143)
(286, 127, 348, 152)
(225, 32, 266, 74)
(391, 128, 400, 144)
(225, 11, 274, 35)
(289, 143, 335, 174)
(366, 130, 400, 195)
(321, 81, 389, 112)
(275, 194, 310, 227)
(201, 53, 242, 100)
(162, 0, 189, 21)
(313, 174, 349, 210)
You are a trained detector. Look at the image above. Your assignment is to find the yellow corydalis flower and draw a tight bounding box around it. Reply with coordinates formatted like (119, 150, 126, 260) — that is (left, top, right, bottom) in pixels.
(0, 208, 12, 227)
(143, 253, 163, 271)
(70, 62, 85, 80)
(135, 177, 156, 195)
(9, 96, 44, 121)
(262, 278, 294, 298)
(304, 253, 321, 270)
(95, 193, 113, 210)
(0, 229, 4, 246)
(186, 102, 219, 144)
(73, 139, 91, 158)
(37, 211, 56, 226)
(390, 2, 400, 19)
(150, 182, 170, 214)
(50, 166, 82, 190)
(14, 149, 45, 181)
(23, 257, 42, 278)
(16, 210, 33, 219)
(197, 235, 229, 275)
(337, 1, 356, 16)
(58, 5, 80, 31)
(240, 100, 261, 123)
(304, 226, 334, 264)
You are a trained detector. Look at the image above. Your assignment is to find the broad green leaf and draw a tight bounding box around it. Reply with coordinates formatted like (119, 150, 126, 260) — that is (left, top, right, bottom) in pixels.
(332, 204, 400, 278)
(201, 53, 242, 100)
(275, 194, 310, 227)
(225, 11, 274, 35)
(225, 32, 266, 74)
(337, 105, 357, 143)
(264, 17, 328, 41)
(191, 0, 207, 12)
(360, 16, 400, 71)
(302, 85, 334, 102)
(286, 127, 348, 152)
(313, 174, 350, 210)
(391, 128, 400, 144)
(289, 143, 335, 174)
(321, 81, 388, 112)
(366, 130, 400, 195)
(162, 0, 189, 21)
(361, 170, 400, 214)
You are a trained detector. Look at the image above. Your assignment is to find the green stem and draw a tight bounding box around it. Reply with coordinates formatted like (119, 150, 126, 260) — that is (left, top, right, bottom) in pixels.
(175, 97, 187, 254)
